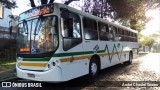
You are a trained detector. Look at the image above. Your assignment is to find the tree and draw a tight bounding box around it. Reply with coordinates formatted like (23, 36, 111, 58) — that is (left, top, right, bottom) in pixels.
(29, 0, 55, 8)
(64, 0, 79, 5)
(109, 0, 159, 31)
(40, 0, 48, 5)
(83, 0, 112, 19)
(29, 0, 36, 7)
(145, 37, 155, 51)
(0, 0, 17, 9)
(83, 0, 160, 31)
(139, 33, 160, 52)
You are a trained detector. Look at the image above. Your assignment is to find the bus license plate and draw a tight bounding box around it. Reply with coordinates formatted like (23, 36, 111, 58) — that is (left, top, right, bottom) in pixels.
(27, 73, 35, 78)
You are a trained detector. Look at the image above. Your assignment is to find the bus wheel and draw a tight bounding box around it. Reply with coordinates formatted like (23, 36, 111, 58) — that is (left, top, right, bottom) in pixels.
(127, 52, 133, 65)
(89, 57, 99, 78)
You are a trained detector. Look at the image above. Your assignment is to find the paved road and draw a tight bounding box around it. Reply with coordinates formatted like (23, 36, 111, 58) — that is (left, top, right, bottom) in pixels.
(1, 53, 160, 90)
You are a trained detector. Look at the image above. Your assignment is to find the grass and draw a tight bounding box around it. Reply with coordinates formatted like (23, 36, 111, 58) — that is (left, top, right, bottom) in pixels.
(0, 60, 16, 80)
(0, 60, 16, 72)
(0, 60, 16, 66)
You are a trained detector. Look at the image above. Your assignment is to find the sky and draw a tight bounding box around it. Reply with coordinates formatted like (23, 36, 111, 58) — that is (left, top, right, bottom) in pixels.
(12, 0, 160, 36)
(141, 8, 160, 36)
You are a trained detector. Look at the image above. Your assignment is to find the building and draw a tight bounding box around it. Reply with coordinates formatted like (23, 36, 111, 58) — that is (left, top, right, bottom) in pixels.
(0, 4, 16, 60)
(0, 4, 16, 39)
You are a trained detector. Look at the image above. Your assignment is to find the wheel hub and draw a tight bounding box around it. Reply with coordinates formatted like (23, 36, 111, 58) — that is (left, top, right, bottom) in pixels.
(91, 63, 97, 75)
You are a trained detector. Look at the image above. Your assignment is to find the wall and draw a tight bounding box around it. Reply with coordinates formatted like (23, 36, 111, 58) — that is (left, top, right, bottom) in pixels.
(0, 7, 11, 28)
(0, 6, 16, 61)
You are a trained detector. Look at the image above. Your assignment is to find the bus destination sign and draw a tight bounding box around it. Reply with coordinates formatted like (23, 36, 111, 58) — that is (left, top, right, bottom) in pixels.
(20, 4, 54, 20)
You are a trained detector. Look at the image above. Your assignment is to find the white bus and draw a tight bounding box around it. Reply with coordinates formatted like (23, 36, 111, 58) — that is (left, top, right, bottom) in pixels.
(14, 3, 139, 82)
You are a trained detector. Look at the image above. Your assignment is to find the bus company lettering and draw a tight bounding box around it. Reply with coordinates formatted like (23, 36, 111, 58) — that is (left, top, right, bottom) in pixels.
(20, 4, 54, 20)
(28, 6, 50, 18)
(39, 6, 50, 15)
(28, 8, 40, 18)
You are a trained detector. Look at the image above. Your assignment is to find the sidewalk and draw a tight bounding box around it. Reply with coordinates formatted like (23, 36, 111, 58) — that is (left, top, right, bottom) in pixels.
(139, 52, 149, 55)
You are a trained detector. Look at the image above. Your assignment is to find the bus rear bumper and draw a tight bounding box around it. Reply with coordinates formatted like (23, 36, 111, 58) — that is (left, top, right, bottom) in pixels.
(16, 64, 62, 82)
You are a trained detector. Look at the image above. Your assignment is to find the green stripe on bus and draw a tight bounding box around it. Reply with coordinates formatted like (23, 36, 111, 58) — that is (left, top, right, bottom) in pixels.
(53, 51, 94, 57)
(23, 57, 51, 61)
(22, 50, 104, 61)
(53, 49, 107, 57)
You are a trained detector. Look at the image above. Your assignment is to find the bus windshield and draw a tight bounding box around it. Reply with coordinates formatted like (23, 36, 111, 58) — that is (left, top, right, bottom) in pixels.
(17, 16, 58, 54)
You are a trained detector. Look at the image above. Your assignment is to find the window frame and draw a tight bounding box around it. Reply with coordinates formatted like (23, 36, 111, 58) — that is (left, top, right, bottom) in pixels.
(83, 17, 98, 40)
(61, 10, 83, 51)
(108, 25, 117, 41)
(98, 22, 109, 41)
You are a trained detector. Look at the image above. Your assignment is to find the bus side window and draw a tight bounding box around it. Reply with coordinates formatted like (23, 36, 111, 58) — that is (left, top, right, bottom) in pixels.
(61, 10, 82, 51)
(83, 18, 98, 40)
(121, 29, 125, 41)
(98, 22, 109, 41)
(62, 13, 81, 38)
(108, 25, 116, 41)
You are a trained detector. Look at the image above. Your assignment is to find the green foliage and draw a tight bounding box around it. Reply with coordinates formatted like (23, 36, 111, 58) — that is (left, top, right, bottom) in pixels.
(145, 37, 155, 51)
(139, 33, 160, 51)
(8, 15, 19, 20)
(83, 0, 160, 31)
(0, 61, 16, 66)
(0, 0, 17, 9)
(138, 33, 146, 46)
(151, 33, 160, 38)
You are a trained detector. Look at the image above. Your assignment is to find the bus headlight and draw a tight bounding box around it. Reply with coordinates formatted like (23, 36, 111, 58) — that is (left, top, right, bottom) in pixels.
(44, 59, 61, 71)
(47, 63, 51, 68)
(52, 62, 56, 66)
(44, 61, 57, 71)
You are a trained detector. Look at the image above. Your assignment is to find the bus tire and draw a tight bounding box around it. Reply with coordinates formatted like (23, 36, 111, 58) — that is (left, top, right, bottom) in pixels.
(127, 52, 133, 65)
(89, 57, 99, 78)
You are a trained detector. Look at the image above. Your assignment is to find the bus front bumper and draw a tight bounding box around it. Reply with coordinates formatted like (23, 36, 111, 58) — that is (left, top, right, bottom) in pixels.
(16, 64, 62, 82)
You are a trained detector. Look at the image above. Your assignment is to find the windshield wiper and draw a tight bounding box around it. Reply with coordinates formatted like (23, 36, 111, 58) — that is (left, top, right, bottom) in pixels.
(23, 20, 28, 34)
